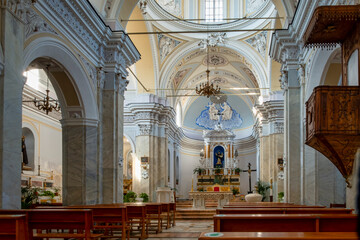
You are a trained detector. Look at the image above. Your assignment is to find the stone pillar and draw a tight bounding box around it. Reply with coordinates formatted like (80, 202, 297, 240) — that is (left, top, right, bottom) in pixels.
(129, 97, 173, 202)
(61, 119, 99, 205)
(282, 67, 302, 204)
(0, 4, 25, 209)
(101, 72, 127, 203)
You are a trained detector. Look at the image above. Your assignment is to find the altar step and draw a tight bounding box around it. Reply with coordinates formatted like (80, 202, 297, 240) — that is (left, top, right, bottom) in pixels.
(175, 209, 216, 220)
(176, 200, 218, 209)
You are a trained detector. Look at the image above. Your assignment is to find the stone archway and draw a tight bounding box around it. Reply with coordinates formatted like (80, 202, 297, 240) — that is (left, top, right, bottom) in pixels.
(21, 38, 100, 206)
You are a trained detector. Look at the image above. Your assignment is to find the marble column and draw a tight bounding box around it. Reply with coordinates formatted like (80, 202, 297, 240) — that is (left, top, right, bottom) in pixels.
(61, 120, 99, 205)
(283, 67, 302, 204)
(0, 6, 25, 209)
(101, 72, 126, 203)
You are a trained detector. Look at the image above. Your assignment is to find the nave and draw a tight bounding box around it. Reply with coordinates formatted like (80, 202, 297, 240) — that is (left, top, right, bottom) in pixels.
(0, 199, 358, 239)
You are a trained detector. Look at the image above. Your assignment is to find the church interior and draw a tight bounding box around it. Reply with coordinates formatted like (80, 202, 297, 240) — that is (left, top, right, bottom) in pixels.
(0, 0, 360, 239)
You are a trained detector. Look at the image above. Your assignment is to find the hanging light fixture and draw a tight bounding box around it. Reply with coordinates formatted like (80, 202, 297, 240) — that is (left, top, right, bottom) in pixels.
(196, 34, 221, 98)
(33, 65, 60, 115)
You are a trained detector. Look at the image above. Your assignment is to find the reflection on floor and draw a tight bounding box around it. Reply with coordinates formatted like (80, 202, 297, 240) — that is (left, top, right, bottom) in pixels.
(126, 220, 213, 240)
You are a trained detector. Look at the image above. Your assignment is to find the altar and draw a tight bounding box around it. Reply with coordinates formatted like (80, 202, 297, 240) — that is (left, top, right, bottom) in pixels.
(189, 191, 233, 209)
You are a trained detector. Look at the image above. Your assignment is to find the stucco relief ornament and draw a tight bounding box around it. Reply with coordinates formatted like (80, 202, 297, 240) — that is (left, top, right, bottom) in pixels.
(142, 168, 149, 179)
(280, 70, 288, 90)
(139, 0, 147, 14)
(199, 33, 227, 49)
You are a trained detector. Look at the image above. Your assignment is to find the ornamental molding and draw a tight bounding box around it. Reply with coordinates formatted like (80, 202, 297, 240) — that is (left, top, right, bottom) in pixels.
(138, 124, 153, 136)
(78, 53, 97, 87)
(0, 0, 36, 22)
(34, 0, 140, 69)
(116, 73, 129, 95)
(245, 31, 267, 58)
(24, 4, 58, 39)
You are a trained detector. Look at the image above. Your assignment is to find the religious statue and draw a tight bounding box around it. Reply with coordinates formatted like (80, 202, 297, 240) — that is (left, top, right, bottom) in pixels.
(221, 102, 232, 120)
(22, 136, 28, 165)
(209, 103, 219, 121)
(215, 151, 223, 166)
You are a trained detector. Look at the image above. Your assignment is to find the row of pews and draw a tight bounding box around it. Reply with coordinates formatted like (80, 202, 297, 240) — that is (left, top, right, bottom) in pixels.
(199, 202, 359, 240)
(0, 202, 176, 240)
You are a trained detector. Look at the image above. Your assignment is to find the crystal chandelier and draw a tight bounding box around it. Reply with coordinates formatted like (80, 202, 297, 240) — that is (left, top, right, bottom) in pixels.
(195, 42, 221, 98)
(33, 65, 61, 115)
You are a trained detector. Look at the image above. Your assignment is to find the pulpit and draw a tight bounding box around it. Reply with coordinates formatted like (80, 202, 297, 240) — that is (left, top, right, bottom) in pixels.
(304, 5, 360, 186)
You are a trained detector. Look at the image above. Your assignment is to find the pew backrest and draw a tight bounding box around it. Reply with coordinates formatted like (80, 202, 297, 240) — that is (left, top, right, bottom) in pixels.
(0, 214, 28, 240)
(213, 214, 358, 232)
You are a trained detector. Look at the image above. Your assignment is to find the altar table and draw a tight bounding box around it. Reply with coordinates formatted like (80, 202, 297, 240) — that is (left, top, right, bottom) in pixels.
(189, 191, 233, 209)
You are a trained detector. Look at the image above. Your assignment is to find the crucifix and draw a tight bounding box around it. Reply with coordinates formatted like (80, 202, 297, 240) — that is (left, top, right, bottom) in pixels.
(241, 162, 257, 194)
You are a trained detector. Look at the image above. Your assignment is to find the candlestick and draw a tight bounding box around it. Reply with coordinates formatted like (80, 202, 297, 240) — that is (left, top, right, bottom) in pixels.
(191, 177, 194, 192)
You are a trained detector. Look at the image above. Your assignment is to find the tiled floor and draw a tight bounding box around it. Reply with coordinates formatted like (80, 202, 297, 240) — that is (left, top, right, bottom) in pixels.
(127, 220, 213, 240)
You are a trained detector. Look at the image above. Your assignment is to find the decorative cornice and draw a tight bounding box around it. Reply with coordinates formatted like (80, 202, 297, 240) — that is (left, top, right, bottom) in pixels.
(0, 0, 36, 22)
(34, 0, 140, 72)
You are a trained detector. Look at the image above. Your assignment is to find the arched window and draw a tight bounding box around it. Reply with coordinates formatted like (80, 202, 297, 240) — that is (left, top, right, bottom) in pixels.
(205, 0, 224, 22)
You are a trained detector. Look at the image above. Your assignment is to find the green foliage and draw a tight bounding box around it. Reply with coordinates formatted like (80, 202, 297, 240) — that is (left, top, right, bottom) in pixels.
(234, 168, 241, 174)
(278, 192, 284, 201)
(198, 187, 204, 192)
(213, 175, 223, 185)
(214, 166, 222, 174)
(193, 167, 205, 175)
(124, 191, 137, 202)
(21, 186, 39, 209)
(40, 190, 55, 199)
(256, 180, 270, 201)
(232, 188, 239, 196)
(139, 193, 149, 202)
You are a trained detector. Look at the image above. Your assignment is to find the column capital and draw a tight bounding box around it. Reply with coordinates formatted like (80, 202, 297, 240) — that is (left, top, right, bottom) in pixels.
(96, 67, 105, 89)
(137, 124, 153, 136)
(116, 73, 129, 95)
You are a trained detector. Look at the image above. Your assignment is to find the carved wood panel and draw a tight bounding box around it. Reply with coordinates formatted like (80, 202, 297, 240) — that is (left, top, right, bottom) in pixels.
(306, 86, 360, 183)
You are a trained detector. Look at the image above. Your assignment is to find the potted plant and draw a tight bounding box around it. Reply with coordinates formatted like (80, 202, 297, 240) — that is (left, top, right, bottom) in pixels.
(198, 187, 204, 192)
(139, 192, 149, 202)
(53, 186, 61, 196)
(278, 192, 284, 202)
(21, 186, 39, 209)
(193, 167, 205, 175)
(124, 191, 137, 202)
(234, 168, 241, 175)
(214, 166, 222, 175)
(232, 188, 239, 196)
(255, 180, 270, 201)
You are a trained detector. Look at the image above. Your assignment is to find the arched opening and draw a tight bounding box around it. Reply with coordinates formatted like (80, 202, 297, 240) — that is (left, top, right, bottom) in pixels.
(175, 156, 179, 186)
(22, 65, 63, 206)
(21, 128, 35, 171)
(123, 136, 133, 194)
(21, 39, 99, 206)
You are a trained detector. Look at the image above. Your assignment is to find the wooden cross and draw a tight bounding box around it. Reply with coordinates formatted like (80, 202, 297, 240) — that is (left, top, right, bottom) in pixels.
(241, 162, 257, 194)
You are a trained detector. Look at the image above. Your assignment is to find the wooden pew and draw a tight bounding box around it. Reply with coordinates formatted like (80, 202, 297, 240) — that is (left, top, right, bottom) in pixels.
(42, 205, 129, 240)
(124, 204, 148, 240)
(223, 204, 326, 208)
(145, 203, 163, 234)
(169, 202, 176, 226)
(216, 208, 353, 215)
(213, 214, 358, 232)
(199, 232, 359, 239)
(161, 203, 171, 229)
(0, 209, 102, 240)
(0, 215, 28, 240)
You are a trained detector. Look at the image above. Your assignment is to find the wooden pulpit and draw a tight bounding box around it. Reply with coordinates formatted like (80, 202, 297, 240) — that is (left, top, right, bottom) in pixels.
(304, 5, 360, 186)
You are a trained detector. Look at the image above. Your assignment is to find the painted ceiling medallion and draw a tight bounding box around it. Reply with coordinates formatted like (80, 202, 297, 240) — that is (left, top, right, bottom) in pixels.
(203, 54, 228, 67)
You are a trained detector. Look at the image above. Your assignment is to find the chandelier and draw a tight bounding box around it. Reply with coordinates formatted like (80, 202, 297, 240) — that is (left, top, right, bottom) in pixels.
(33, 65, 61, 115)
(195, 39, 221, 98)
(195, 69, 221, 98)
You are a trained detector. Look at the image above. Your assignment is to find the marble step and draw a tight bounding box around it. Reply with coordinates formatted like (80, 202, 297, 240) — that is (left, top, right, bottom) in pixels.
(175, 209, 216, 220)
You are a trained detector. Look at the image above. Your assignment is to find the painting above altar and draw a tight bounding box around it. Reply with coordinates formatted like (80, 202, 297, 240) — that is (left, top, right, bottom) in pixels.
(195, 102, 243, 130)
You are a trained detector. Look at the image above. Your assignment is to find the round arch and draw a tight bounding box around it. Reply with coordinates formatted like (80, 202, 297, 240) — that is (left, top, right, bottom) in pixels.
(23, 37, 98, 121)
